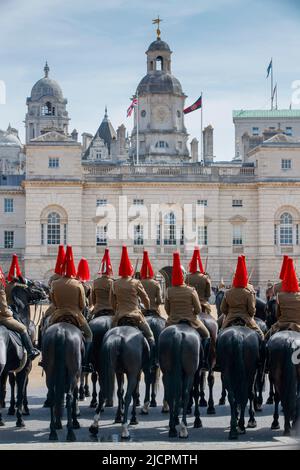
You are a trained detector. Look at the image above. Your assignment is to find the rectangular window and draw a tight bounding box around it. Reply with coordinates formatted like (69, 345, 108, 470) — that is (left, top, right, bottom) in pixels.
(156, 224, 161, 246)
(281, 159, 292, 170)
(96, 152, 102, 160)
(4, 231, 14, 249)
(48, 158, 59, 168)
(64, 224, 67, 245)
(232, 199, 243, 207)
(133, 199, 144, 206)
(41, 224, 45, 245)
(96, 225, 107, 246)
(297, 225, 299, 246)
(274, 224, 277, 245)
(134, 225, 144, 245)
(4, 198, 13, 213)
(96, 199, 107, 207)
(280, 225, 293, 245)
(252, 127, 259, 136)
(47, 223, 60, 245)
(198, 225, 208, 245)
(180, 227, 184, 246)
(197, 199, 208, 207)
(286, 127, 293, 136)
(232, 225, 243, 245)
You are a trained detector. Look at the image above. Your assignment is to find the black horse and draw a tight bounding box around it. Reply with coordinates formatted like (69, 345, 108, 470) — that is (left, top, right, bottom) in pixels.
(89, 325, 149, 439)
(159, 323, 202, 438)
(268, 330, 300, 436)
(42, 323, 82, 441)
(217, 326, 260, 439)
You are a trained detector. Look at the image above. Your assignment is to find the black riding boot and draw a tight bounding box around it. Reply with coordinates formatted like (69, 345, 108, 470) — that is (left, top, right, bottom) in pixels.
(20, 332, 40, 361)
(201, 337, 211, 370)
(82, 341, 93, 373)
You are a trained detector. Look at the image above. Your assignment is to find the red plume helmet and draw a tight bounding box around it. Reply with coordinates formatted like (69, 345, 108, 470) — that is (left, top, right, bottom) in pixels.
(0, 266, 6, 288)
(99, 248, 113, 275)
(233, 256, 248, 288)
(7, 254, 22, 282)
(279, 255, 289, 281)
(77, 258, 90, 282)
(172, 252, 184, 286)
(63, 246, 77, 278)
(54, 245, 66, 276)
(282, 258, 299, 293)
(140, 251, 154, 279)
(189, 247, 204, 274)
(118, 246, 134, 277)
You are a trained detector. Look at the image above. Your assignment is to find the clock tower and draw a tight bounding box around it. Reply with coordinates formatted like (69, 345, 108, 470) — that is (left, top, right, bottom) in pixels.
(132, 31, 190, 164)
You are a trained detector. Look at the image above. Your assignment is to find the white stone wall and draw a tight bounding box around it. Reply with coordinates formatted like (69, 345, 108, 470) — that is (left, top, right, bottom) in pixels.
(248, 146, 300, 179)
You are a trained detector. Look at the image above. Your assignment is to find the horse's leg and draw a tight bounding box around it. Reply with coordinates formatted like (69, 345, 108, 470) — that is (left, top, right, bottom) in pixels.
(207, 369, 216, 415)
(247, 389, 257, 428)
(8, 372, 16, 415)
(134, 372, 140, 408)
(228, 390, 238, 440)
(66, 392, 76, 442)
(115, 372, 124, 423)
(22, 375, 30, 415)
(179, 375, 193, 439)
(72, 386, 80, 429)
(141, 368, 151, 415)
(0, 372, 7, 409)
(130, 380, 139, 426)
(89, 375, 105, 435)
(150, 367, 159, 407)
(271, 391, 280, 430)
(15, 368, 27, 427)
(90, 371, 98, 408)
(79, 372, 85, 401)
(219, 374, 227, 405)
(121, 374, 137, 439)
(199, 370, 208, 407)
(238, 402, 246, 435)
(193, 371, 202, 429)
(254, 368, 263, 412)
(266, 376, 275, 404)
(84, 373, 90, 397)
(49, 402, 58, 441)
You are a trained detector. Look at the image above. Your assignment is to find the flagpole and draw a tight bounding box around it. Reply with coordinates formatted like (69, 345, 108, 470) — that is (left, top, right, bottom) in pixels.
(200, 91, 203, 163)
(275, 83, 278, 110)
(271, 58, 274, 110)
(136, 90, 139, 165)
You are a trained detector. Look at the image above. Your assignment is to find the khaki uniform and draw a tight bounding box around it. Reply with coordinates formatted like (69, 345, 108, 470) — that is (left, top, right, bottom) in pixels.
(165, 284, 209, 338)
(268, 291, 300, 335)
(48, 273, 61, 288)
(220, 287, 264, 339)
(49, 277, 92, 342)
(273, 281, 282, 296)
(92, 276, 114, 315)
(186, 272, 212, 314)
(110, 277, 154, 340)
(0, 285, 26, 334)
(141, 278, 163, 317)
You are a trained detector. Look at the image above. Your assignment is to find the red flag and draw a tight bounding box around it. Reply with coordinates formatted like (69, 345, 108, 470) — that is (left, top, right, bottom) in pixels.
(127, 97, 138, 117)
(183, 96, 202, 115)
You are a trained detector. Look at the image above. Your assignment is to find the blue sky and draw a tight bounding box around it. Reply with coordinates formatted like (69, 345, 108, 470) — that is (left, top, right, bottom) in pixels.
(0, 0, 299, 160)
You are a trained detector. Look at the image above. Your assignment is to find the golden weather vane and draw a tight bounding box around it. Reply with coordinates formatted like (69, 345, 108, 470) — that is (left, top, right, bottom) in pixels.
(152, 15, 162, 39)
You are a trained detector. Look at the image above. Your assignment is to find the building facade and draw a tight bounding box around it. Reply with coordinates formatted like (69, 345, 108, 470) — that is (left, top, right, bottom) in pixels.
(1, 34, 300, 292)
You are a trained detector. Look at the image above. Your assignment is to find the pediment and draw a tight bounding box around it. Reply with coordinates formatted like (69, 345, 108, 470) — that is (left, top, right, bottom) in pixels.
(229, 215, 247, 224)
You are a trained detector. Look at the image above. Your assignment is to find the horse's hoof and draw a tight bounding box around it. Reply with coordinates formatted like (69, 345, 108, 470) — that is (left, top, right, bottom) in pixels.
(207, 406, 216, 415)
(72, 420, 80, 429)
(161, 407, 169, 414)
(283, 429, 291, 437)
(229, 430, 238, 440)
(135, 399, 141, 407)
(130, 418, 139, 425)
(219, 398, 226, 406)
(150, 400, 157, 408)
(238, 426, 246, 434)
(174, 417, 180, 426)
(105, 400, 113, 407)
(271, 421, 280, 430)
(22, 407, 30, 416)
(194, 417, 203, 428)
(16, 420, 25, 428)
(121, 434, 131, 440)
(89, 401, 97, 408)
(266, 397, 274, 405)
(247, 420, 257, 429)
(0, 419, 5, 426)
(89, 425, 99, 435)
(66, 430, 76, 442)
(79, 395, 85, 402)
(169, 429, 178, 438)
(43, 400, 51, 408)
(179, 433, 189, 439)
(76, 408, 80, 417)
(254, 404, 262, 412)
(84, 388, 91, 398)
(55, 421, 63, 430)
(49, 431, 58, 441)
(7, 407, 15, 416)
(140, 409, 149, 415)
(199, 399, 208, 407)
(114, 417, 122, 424)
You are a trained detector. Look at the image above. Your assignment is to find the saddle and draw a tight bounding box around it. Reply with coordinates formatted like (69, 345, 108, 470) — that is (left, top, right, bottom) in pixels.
(94, 309, 114, 319)
(117, 316, 140, 329)
(229, 318, 247, 327)
(7, 330, 26, 366)
(143, 309, 159, 317)
(51, 314, 82, 329)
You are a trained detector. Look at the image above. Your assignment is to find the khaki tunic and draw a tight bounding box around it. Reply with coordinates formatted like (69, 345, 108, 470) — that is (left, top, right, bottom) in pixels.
(269, 291, 300, 334)
(186, 272, 212, 314)
(48, 273, 61, 288)
(50, 277, 87, 329)
(221, 287, 264, 338)
(0, 286, 26, 334)
(141, 278, 163, 317)
(92, 276, 114, 314)
(110, 277, 150, 326)
(165, 284, 209, 337)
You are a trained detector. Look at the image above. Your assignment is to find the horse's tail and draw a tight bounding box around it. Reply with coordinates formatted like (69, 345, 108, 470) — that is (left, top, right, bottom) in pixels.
(231, 332, 246, 405)
(102, 335, 120, 400)
(171, 329, 183, 403)
(54, 327, 66, 418)
(282, 339, 297, 419)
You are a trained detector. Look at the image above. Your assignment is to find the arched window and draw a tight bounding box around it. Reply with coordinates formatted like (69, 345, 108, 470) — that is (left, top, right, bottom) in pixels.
(156, 56, 163, 71)
(47, 212, 61, 245)
(41, 101, 54, 116)
(164, 212, 176, 245)
(155, 141, 169, 149)
(280, 212, 293, 245)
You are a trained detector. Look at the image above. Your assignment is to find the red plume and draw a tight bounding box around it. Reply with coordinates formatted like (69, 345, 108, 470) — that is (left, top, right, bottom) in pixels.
(118, 246, 134, 277)
(0, 266, 6, 288)
(282, 258, 299, 293)
(189, 247, 204, 274)
(77, 258, 90, 282)
(54, 245, 66, 275)
(99, 248, 113, 275)
(279, 255, 289, 281)
(233, 256, 248, 288)
(140, 251, 154, 279)
(63, 246, 77, 278)
(172, 252, 184, 286)
(7, 254, 22, 282)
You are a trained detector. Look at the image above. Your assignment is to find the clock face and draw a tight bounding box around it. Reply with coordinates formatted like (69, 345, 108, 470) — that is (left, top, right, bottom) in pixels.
(155, 106, 169, 123)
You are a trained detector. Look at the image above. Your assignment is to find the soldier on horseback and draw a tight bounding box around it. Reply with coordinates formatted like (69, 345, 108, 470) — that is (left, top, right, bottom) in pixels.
(91, 248, 114, 317)
(140, 251, 164, 318)
(220, 256, 264, 339)
(49, 245, 93, 371)
(5, 254, 27, 306)
(0, 265, 40, 360)
(186, 247, 212, 315)
(42, 245, 66, 324)
(76, 258, 93, 318)
(110, 246, 156, 365)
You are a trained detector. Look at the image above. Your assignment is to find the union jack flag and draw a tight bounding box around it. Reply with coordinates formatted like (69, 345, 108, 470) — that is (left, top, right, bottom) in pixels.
(127, 97, 138, 117)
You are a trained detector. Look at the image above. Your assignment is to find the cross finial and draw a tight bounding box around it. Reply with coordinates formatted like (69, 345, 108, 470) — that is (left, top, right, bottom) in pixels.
(105, 105, 108, 118)
(44, 61, 50, 78)
(152, 15, 162, 39)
